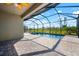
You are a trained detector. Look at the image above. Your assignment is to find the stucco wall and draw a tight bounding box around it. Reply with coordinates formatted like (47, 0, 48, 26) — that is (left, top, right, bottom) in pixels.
(0, 11, 24, 41)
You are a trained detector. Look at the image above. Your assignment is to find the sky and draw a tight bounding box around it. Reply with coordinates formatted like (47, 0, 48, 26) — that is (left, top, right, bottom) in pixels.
(23, 3, 79, 29)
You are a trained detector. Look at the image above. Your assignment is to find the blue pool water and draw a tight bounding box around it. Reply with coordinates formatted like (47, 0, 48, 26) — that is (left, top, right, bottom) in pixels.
(31, 33, 64, 40)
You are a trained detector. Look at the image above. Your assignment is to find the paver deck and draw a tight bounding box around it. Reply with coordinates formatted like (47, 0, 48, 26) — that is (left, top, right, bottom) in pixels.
(55, 35, 79, 56)
(0, 33, 79, 56)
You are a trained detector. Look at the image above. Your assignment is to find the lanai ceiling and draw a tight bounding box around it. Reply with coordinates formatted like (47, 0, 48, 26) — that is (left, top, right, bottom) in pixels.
(0, 3, 34, 15)
(0, 3, 58, 19)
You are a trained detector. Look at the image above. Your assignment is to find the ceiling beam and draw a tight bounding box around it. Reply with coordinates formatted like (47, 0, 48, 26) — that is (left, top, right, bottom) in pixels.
(31, 3, 59, 17)
(23, 3, 59, 21)
(21, 3, 42, 18)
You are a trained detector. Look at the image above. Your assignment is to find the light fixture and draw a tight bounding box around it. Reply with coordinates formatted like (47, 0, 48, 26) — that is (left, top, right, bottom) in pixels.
(15, 3, 30, 11)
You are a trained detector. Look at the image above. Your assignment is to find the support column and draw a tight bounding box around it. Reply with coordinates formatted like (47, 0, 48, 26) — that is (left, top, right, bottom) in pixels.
(0, 11, 24, 41)
(77, 14, 79, 38)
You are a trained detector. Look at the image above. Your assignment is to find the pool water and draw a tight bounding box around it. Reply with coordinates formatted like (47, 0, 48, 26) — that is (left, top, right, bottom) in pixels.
(31, 33, 64, 40)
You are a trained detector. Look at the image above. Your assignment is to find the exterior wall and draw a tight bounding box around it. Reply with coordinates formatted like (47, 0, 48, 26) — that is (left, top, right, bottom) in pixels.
(0, 11, 24, 41)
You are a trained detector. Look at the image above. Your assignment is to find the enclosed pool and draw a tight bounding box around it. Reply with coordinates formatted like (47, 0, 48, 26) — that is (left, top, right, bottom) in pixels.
(31, 33, 64, 40)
